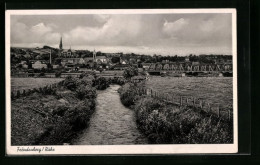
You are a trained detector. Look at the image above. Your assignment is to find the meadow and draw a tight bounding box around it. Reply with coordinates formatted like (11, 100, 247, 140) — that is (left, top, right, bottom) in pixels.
(145, 76, 233, 109)
(118, 81, 233, 144)
(11, 78, 64, 92)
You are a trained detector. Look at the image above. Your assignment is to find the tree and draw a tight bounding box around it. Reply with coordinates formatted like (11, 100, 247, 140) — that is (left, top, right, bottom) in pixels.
(123, 67, 138, 80)
(111, 57, 120, 63)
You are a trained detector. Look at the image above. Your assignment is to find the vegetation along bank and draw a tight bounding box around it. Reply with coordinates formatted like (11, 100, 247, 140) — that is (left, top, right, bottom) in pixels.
(11, 72, 125, 145)
(118, 81, 233, 144)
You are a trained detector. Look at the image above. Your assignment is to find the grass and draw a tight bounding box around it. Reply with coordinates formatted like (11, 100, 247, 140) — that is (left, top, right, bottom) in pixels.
(145, 76, 233, 108)
(11, 76, 96, 145)
(118, 81, 233, 144)
(11, 78, 64, 92)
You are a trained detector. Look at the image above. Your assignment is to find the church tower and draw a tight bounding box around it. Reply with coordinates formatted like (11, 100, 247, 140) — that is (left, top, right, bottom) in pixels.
(93, 49, 96, 62)
(59, 37, 63, 50)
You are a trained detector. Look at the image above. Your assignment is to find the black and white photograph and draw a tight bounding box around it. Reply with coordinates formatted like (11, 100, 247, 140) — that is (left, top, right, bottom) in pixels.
(5, 9, 237, 155)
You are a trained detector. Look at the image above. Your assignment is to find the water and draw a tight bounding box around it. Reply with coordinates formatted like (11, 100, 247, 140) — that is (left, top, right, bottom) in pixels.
(73, 85, 148, 145)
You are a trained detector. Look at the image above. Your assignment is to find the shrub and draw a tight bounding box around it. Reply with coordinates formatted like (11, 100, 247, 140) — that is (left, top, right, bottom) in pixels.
(75, 84, 96, 100)
(55, 71, 62, 78)
(38, 72, 45, 77)
(111, 77, 126, 85)
(123, 67, 138, 80)
(28, 73, 35, 77)
(118, 83, 145, 107)
(63, 76, 78, 90)
(65, 100, 95, 131)
(94, 77, 110, 90)
(78, 75, 94, 86)
(79, 72, 88, 79)
(42, 86, 57, 95)
(52, 105, 69, 117)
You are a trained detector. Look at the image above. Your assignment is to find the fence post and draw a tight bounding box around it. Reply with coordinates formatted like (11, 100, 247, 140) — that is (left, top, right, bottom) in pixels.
(11, 92, 15, 100)
(186, 97, 189, 106)
(193, 97, 196, 107)
(180, 96, 183, 106)
(217, 105, 220, 118)
(200, 99, 203, 109)
(208, 103, 211, 112)
(17, 90, 21, 98)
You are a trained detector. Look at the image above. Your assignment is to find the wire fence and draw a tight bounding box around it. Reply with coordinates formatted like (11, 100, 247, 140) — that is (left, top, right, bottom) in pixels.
(137, 87, 233, 120)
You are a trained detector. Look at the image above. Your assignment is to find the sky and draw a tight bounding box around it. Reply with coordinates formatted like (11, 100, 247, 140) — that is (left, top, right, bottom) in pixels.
(10, 13, 233, 56)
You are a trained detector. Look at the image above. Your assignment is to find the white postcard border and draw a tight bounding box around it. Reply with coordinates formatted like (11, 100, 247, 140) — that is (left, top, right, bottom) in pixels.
(5, 9, 238, 155)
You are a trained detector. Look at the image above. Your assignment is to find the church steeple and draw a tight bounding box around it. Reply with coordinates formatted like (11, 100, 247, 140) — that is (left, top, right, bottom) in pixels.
(93, 49, 96, 62)
(59, 37, 63, 50)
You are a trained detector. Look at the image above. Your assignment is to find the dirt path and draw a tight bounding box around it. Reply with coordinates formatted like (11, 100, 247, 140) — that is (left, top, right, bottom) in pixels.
(73, 85, 148, 145)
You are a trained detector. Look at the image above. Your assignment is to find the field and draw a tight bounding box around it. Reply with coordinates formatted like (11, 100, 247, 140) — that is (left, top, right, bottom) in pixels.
(11, 78, 64, 92)
(145, 76, 233, 108)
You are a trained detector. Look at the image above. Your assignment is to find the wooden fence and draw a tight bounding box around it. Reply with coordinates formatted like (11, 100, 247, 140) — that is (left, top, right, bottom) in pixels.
(137, 87, 233, 120)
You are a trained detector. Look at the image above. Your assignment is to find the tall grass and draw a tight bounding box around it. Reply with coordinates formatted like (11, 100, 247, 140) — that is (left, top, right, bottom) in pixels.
(118, 83, 233, 144)
(11, 74, 97, 145)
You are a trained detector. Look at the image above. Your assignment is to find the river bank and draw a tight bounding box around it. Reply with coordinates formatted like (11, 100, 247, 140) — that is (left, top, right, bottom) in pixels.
(11, 75, 96, 145)
(118, 82, 233, 144)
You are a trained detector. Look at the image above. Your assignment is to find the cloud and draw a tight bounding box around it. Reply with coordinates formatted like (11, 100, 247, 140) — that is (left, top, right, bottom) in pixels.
(30, 23, 52, 35)
(163, 18, 189, 36)
(10, 14, 232, 55)
(62, 15, 142, 47)
(11, 21, 60, 45)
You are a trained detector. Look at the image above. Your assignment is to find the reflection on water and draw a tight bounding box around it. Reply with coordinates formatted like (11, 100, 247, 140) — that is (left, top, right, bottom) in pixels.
(73, 85, 148, 145)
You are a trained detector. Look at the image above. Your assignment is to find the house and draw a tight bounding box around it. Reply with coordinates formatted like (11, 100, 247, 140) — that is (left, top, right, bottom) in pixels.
(129, 58, 137, 64)
(22, 64, 28, 69)
(95, 56, 107, 64)
(60, 58, 83, 66)
(20, 61, 27, 65)
(83, 57, 93, 64)
(162, 60, 169, 63)
(142, 63, 152, 70)
(60, 49, 76, 58)
(120, 58, 127, 64)
(192, 62, 200, 65)
(52, 65, 60, 69)
(32, 61, 47, 69)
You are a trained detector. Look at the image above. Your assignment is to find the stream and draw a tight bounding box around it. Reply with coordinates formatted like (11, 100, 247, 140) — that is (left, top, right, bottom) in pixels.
(73, 85, 148, 145)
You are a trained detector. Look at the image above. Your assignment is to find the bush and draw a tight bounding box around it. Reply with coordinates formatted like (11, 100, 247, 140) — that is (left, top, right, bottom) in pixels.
(65, 100, 95, 131)
(75, 84, 96, 100)
(133, 96, 233, 144)
(111, 77, 126, 85)
(63, 76, 78, 90)
(38, 72, 45, 77)
(123, 67, 138, 80)
(52, 105, 69, 117)
(94, 77, 110, 90)
(78, 76, 95, 86)
(55, 71, 62, 78)
(41, 86, 57, 95)
(118, 83, 145, 107)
